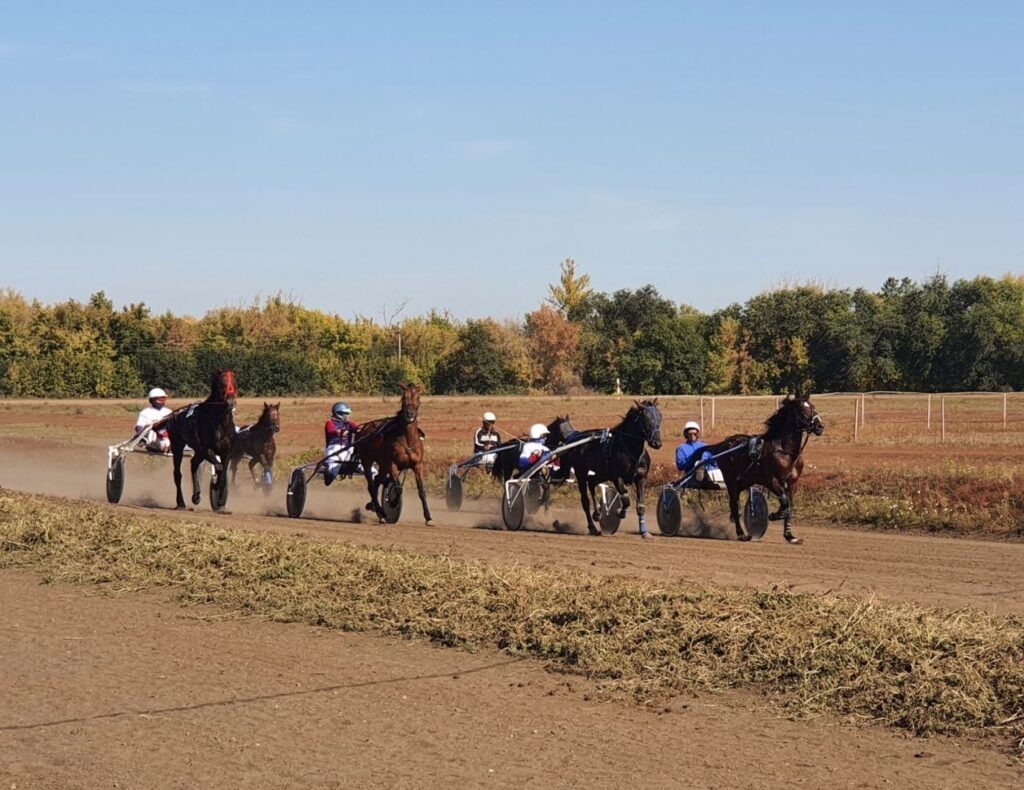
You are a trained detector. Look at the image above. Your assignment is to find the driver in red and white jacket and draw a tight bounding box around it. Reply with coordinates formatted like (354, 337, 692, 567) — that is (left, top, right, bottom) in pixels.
(135, 388, 173, 453)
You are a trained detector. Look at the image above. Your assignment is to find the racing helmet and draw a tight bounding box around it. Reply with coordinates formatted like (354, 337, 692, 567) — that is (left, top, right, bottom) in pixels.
(147, 387, 168, 401)
(529, 423, 550, 440)
(482, 411, 496, 423)
(332, 401, 352, 419)
(683, 420, 701, 434)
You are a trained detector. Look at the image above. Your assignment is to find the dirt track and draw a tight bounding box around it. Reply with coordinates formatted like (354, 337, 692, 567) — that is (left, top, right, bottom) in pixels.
(3, 425, 1024, 786)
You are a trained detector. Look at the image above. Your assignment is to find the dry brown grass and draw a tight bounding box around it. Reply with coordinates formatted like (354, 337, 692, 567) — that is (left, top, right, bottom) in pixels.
(2, 491, 1022, 753)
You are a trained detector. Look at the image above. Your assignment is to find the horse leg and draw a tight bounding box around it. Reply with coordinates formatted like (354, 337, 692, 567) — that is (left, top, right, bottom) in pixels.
(575, 473, 599, 536)
(363, 462, 386, 522)
(615, 477, 630, 519)
(172, 445, 186, 510)
(765, 478, 801, 544)
(781, 476, 802, 545)
(190, 454, 204, 506)
(412, 464, 434, 525)
(726, 480, 750, 541)
(587, 478, 601, 524)
(633, 475, 651, 540)
(248, 456, 260, 487)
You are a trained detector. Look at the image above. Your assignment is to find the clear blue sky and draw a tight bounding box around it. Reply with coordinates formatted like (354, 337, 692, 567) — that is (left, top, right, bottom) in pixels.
(2, 2, 1021, 320)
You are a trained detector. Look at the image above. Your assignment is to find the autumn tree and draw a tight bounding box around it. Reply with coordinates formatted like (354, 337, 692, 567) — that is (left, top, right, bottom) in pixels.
(525, 304, 581, 393)
(547, 258, 594, 322)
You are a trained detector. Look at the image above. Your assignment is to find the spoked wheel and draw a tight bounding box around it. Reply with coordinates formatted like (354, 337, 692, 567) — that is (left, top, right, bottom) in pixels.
(524, 479, 545, 515)
(656, 487, 682, 536)
(445, 472, 464, 511)
(501, 482, 526, 531)
(209, 467, 229, 511)
(106, 457, 125, 504)
(381, 479, 403, 524)
(596, 483, 622, 535)
(286, 468, 307, 519)
(743, 486, 770, 540)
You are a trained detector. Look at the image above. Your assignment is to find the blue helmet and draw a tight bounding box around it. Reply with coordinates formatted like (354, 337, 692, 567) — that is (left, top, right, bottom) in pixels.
(332, 401, 352, 419)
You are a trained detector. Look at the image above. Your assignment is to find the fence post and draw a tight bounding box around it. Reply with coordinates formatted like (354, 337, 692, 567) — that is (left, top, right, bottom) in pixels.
(700, 396, 705, 430)
(1003, 393, 1008, 429)
(860, 393, 866, 427)
(853, 398, 859, 442)
(941, 397, 946, 443)
(711, 397, 716, 430)
(927, 394, 932, 429)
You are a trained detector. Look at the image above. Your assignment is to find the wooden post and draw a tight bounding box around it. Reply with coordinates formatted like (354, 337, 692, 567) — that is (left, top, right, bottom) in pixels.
(853, 398, 859, 442)
(1003, 393, 1008, 429)
(860, 393, 866, 428)
(941, 397, 946, 443)
(927, 393, 932, 429)
(700, 396, 705, 430)
(711, 397, 716, 430)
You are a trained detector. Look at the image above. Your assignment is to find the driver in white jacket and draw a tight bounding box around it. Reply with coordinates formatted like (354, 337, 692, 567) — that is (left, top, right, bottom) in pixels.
(135, 387, 173, 453)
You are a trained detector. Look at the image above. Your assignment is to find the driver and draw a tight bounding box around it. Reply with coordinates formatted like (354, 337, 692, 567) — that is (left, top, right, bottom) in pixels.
(324, 402, 360, 486)
(135, 387, 173, 453)
(518, 423, 556, 472)
(474, 411, 500, 469)
(675, 420, 714, 475)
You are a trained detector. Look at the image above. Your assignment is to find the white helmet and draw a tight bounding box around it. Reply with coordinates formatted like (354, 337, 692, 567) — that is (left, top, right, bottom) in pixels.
(683, 420, 701, 434)
(482, 411, 496, 423)
(529, 423, 550, 440)
(148, 387, 168, 400)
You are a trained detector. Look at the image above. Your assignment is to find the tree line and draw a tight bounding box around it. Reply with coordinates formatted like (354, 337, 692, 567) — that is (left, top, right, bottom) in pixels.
(1, 262, 1022, 397)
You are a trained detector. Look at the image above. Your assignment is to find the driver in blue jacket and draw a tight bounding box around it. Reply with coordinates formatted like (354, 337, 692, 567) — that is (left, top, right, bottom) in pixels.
(675, 420, 714, 474)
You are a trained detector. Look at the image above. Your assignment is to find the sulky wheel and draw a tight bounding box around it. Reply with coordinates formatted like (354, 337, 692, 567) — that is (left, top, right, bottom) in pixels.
(501, 482, 526, 531)
(209, 467, 229, 511)
(656, 487, 682, 536)
(743, 486, 770, 540)
(105, 457, 125, 504)
(381, 479, 403, 524)
(596, 483, 622, 535)
(286, 468, 307, 519)
(524, 479, 545, 515)
(445, 472, 464, 511)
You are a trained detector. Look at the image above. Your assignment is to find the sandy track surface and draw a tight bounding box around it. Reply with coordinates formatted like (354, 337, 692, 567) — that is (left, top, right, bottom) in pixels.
(3, 571, 1021, 789)
(3, 433, 1024, 786)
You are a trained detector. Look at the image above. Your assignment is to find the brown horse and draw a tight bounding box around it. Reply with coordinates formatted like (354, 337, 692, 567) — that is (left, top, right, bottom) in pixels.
(229, 402, 280, 489)
(704, 393, 824, 544)
(165, 370, 238, 510)
(354, 383, 433, 525)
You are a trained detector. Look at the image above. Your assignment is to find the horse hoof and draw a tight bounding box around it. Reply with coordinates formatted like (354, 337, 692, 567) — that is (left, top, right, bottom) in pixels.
(176, 505, 186, 511)
(191, 494, 201, 505)
(425, 520, 434, 526)
(640, 532, 654, 541)
(737, 534, 752, 542)
(785, 534, 804, 545)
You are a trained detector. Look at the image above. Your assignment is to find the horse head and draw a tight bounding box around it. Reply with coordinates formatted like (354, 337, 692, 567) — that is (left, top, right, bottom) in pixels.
(545, 415, 575, 449)
(633, 398, 663, 449)
(209, 370, 238, 405)
(399, 382, 421, 424)
(260, 402, 281, 433)
(772, 393, 824, 437)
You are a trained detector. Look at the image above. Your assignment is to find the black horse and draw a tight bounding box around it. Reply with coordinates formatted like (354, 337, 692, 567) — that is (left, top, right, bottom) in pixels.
(229, 402, 280, 489)
(165, 370, 238, 510)
(485, 415, 577, 485)
(704, 393, 824, 544)
(557, 400, 663, 538)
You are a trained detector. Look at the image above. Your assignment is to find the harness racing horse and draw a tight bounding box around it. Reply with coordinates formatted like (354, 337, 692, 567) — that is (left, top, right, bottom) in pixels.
(704, 393, 824, 544)
(559, 400, 663, 538)
(229, 402, 280, 489)
(354, 383, 433, 525)
(165, 370, 238, 510)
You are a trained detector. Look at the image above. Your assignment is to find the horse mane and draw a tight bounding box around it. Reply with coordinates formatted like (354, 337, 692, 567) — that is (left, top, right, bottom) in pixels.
(614, 398, 657, 432)
(763, 396, 801, 438)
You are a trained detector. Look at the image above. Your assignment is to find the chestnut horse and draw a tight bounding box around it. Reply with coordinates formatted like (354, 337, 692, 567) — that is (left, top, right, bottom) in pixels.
(354, 383, 433, 525)
(165, 370, 238, 509)
(704, 393, 824, 544)
(229, 402, 280, 489)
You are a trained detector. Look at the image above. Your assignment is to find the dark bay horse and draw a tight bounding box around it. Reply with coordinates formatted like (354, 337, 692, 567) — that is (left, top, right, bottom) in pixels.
(354, 383, 433, 525)
(557, 400, 663, 538)
(704, 393, 824, 544)
(229, 402, 280, 489)
(165, 370, 238, 509)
